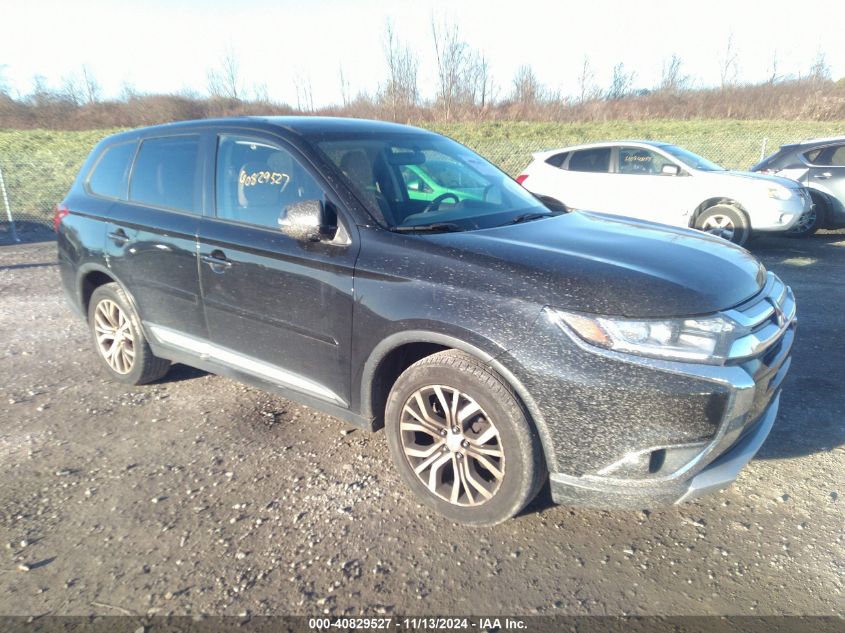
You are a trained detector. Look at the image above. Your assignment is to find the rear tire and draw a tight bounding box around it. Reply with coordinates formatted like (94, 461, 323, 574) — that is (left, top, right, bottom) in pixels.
(88, 283, 170, 385)
(384, 350, 545, 526)
(787, 192, 826, 237)
(695, 204, 750, 246)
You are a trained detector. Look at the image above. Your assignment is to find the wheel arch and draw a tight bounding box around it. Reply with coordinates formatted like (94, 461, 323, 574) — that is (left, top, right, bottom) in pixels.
(77, 264, 145, 330)
(359, 330, 558, 470)
(690, 197, 749, 228)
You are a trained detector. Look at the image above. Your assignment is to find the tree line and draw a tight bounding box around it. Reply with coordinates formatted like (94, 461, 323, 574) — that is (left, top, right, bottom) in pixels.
(1, 20, 843, 130)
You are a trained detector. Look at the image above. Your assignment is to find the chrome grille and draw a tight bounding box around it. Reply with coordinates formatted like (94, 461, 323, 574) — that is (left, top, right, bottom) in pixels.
(723, 273, 796, 360)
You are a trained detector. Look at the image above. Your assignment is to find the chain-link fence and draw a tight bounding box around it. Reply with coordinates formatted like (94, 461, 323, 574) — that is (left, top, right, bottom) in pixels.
(0, 122, 839, 242)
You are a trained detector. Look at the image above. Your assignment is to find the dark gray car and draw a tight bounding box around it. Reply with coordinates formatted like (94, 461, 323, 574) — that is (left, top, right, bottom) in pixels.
(753, 136, 845, 236)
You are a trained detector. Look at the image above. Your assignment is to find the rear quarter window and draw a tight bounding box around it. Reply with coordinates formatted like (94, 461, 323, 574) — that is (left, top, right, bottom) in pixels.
(129, 136, 201, 213)
(87, 142, 137, 199)
(545, 152, 568, 168)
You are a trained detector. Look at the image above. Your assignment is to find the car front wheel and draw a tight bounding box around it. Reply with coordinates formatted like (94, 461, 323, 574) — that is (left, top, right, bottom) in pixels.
(695, 204, 750, 246)
(787, 193, 826, 237)
(385, 350, 545, 525)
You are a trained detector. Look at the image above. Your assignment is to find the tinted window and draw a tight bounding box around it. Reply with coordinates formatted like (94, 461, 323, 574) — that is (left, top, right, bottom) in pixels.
(129, 136, 200, 212)
(807, 144, 845, 166)
(216, 135, 325, 229)
(568, 148, 610, 173)
(618, 147, 675, 175)
(88, 142, 136, 199)
(545, 152, 568, 168)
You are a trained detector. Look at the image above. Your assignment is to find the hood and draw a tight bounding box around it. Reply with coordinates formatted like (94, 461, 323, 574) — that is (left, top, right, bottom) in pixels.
(431, 212, 766, 318)
(720, 170, 801, 188)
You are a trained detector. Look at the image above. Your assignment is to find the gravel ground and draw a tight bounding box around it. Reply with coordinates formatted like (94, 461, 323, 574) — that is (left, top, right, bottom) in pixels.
(0, 231, 843, 618)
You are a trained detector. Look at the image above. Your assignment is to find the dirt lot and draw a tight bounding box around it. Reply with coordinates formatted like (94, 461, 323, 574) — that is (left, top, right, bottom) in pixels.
(0, 231, 843, 618)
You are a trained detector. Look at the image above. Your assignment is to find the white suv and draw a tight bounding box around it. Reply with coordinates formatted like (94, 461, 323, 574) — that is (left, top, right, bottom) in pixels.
(517, 141, 812, 245)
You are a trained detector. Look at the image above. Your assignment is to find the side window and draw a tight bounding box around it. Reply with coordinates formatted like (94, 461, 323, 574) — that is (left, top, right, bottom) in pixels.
(618, 147, 675, 175)
(568, 148, 610, 173)
(399, 166, 433, 194)
(806, 145, 845, 166)
(216, 135, 326, 229)
(129, 136, 200, 213)
(88, 142, 136, 199)
(545, 152, 568, 168)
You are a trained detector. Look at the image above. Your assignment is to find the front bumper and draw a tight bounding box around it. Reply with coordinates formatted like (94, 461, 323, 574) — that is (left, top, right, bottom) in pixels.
(751, 189, 812, 232)
(501, 273, 795, 509)
(549, 392, 780, 508)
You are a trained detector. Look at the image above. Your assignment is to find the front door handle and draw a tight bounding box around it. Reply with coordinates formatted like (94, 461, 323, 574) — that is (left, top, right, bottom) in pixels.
(108, 229, 129, 245)
(814, 172, 832, 179)
(200, 251, 232, 272)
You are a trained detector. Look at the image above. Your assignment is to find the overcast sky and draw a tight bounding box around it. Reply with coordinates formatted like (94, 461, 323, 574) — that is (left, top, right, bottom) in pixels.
(2, 0, 843, 106)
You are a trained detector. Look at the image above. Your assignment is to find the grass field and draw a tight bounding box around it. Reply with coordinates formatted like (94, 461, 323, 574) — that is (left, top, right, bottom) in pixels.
(2, 119, 844, 225)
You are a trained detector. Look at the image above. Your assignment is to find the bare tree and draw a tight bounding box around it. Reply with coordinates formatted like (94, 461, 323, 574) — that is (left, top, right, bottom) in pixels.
(381, 19, 418, 121)
(576, 56, 598, 103)
(719, 33, 739, 87)
(60, 73, 83, 105)
(0, 65, 9, 96)
(766, 50, 781, 85)
(658, 54, 689, 93)
(81, 65, 100, 104)
(606, 63, 635, 100)
(252, 82, 271, 104)
(339, 65, 351, 108)
(431, 17, 490, 119)
(511, 65, 544, 106)
(809, 50, 831, 82)
(207, 47, 241, 100)
(294, 73, 314, 112)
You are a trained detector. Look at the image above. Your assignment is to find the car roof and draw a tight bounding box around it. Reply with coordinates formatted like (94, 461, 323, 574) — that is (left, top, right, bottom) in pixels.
(531, 140, 672, 159)
(797, 135, 845, 146)
(99, 116, 435, 145)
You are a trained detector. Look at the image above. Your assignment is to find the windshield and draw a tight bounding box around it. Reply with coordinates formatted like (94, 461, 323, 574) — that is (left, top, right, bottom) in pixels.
(311, 133, 548, 231)
(659, 144, 726, 172)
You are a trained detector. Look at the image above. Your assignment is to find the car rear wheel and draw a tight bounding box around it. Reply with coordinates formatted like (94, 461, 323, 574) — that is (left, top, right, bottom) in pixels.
(787, 193, 826, 237)
(384, 350, 545, 525)
(695, 204, 750, 246)
(88, 283, 170, 385)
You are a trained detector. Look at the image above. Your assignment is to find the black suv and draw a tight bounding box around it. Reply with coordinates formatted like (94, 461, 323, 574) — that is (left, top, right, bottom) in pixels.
(57, 117, 795, 525)
(753, 136, 845, 236)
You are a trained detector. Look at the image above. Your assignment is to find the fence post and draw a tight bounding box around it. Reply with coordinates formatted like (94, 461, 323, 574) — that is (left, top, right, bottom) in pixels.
(760, 137, 768, 163)
(0, 163, 21, 243)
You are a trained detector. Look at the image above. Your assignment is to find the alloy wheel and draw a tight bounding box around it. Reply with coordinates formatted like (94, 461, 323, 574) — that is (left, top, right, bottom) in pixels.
(790, 208, 817, 234)
(399, 385, 504, 507)
(93, 299, 135, 374)
(701, 214, 736, 241)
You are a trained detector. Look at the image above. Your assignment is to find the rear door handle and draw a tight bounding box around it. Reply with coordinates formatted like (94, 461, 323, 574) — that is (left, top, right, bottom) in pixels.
(108, 229, 129, 245)
(814, 172, 832, 179)
(200, 251, 232, 271)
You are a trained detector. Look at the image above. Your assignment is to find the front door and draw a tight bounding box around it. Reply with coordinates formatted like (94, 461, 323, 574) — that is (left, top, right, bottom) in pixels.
(195, 132, 358, 407)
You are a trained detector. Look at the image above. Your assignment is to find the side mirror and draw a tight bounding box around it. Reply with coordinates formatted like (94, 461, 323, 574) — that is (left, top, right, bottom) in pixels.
(661, 164, 681, 176)
(278, 199, 329, 242)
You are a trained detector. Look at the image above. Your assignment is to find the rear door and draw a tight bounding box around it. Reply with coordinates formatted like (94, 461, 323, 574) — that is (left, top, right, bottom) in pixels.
(195, 131, 357, 407)
(804, 144, 845, 206)
(558, 147, 613, 212)
(105, 134, 207, 338)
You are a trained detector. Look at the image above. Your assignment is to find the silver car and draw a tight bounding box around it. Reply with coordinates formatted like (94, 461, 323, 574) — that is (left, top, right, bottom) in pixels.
(518, 141, 811, 245)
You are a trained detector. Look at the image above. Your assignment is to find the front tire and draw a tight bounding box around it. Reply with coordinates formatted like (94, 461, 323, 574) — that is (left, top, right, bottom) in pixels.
(695, 204, 750, 246)
(384, 350, 545, 525)
(88, 283, 170, 385)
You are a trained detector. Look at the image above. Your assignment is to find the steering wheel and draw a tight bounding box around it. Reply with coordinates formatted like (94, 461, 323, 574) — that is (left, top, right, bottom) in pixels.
(422, 192, 460, 213)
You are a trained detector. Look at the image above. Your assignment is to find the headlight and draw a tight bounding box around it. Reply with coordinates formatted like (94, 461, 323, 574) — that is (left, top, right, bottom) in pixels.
(767, 185, 793, 200)
(549, 309, 739, 364)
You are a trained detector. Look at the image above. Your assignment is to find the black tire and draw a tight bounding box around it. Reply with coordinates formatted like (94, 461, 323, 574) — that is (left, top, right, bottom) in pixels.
(384, 350, 545, 525)
(88, 283, 170, 385)
(786, 193, 826, 238)
(695, 204, 750, 246)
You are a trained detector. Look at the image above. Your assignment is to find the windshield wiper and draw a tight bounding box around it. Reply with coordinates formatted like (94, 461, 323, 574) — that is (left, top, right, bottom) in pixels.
(509, 211, 556, 224)
(390, 222, 463, 233)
